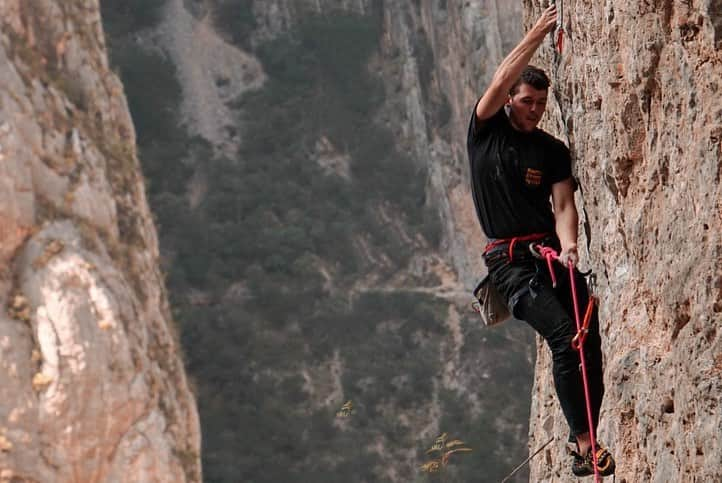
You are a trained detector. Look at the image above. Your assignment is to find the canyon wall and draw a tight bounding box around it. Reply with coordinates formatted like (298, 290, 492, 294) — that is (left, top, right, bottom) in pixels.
(0, 1, 201, 481)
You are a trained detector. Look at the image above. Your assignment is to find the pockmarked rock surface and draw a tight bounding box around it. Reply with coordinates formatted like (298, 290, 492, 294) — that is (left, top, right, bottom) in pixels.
(0, 1, 201, 480)
(519, 1, 722, 481)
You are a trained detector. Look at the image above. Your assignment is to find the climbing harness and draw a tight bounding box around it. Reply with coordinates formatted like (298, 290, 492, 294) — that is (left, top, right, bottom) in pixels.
(483, 232, 550, 263)
(531, 245, 602, 482)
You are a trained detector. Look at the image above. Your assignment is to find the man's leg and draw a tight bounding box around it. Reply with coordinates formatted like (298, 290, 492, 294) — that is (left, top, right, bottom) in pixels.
(486, 253, 605, 441)
(555, 268, 605, 446)
(514, 282, 593, 441)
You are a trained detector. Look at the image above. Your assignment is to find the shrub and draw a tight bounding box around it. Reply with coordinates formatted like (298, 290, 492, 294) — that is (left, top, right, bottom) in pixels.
(100, 0, 167, 38)
(213, 0, 256, 49)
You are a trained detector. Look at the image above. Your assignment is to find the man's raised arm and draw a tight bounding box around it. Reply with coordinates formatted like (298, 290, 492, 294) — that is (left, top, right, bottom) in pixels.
(475, 5, 558, 121)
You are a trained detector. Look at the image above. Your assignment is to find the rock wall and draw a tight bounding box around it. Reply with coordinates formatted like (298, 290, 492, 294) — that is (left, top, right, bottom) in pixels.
(0, 1, 201, 481)
(522, 1, 722, 481)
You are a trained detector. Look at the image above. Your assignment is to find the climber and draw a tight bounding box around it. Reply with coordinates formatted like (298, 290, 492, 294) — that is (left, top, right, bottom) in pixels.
(466, 4, 615, 478)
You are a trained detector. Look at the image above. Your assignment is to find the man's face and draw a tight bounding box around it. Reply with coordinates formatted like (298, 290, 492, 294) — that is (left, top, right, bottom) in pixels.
(507, 83, 548, 132)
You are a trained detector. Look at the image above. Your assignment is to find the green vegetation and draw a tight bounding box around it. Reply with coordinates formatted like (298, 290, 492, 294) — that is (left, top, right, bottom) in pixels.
(213, 0, 256, 49)
(102, 4, 532, 483)
(100, 0, 167, 39)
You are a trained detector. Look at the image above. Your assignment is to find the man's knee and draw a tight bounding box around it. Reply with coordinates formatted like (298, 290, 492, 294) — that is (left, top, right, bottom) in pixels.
(552, 345, 580, 373)
(546, 319, 576, 353)
(549, 344, 583, 379)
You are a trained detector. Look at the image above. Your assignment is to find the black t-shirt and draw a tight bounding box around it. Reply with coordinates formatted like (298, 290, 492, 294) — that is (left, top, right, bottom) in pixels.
(467, 104, 572, 239)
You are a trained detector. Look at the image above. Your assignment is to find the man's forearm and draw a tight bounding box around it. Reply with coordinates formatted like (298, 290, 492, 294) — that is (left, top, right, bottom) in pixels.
(492, 28, 548, 91)
(555, 205, 579, 252)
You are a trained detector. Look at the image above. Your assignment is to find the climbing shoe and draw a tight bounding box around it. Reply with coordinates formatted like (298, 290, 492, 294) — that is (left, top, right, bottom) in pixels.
(571, 446, 616, 477)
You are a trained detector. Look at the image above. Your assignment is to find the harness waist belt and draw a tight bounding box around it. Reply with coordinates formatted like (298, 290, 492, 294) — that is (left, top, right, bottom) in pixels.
(483, 232, 551, 262)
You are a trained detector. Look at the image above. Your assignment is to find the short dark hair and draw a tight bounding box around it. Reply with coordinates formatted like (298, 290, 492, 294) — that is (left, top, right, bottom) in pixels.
(510, 65, 550, 95)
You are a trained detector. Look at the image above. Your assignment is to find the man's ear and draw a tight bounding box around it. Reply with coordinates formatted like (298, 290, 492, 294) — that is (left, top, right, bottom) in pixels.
(505, 95, 513, 106)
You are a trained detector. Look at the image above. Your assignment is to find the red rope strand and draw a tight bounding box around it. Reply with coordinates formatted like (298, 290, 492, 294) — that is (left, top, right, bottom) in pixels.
(533, 245, 601, 482)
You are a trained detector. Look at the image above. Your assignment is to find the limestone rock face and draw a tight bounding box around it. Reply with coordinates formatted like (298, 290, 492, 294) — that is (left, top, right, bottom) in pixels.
(521, 1, 722, 481)
(0, 1, 200, 481)
(159, 0, 266, 154)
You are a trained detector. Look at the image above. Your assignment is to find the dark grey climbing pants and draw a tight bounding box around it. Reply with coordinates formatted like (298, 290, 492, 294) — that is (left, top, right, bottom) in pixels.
(484, 243, 604, 439)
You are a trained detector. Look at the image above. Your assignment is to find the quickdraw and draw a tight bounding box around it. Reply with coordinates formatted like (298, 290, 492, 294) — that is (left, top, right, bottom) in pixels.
(551, 0, 564, 54)
(556, 25, 564, 54)
(571, 295, 596, 351)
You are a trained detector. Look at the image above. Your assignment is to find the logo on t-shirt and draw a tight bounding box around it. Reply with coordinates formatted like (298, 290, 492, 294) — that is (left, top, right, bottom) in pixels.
(525, 168, 543, 186)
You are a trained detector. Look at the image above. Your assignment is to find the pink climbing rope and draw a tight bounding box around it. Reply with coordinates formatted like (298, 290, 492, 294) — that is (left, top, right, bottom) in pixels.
(534, 246, 601, 482)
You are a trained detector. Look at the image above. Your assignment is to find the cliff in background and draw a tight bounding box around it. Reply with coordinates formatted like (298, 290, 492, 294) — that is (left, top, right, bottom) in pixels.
(524, 0, 722, 481)
(0, 1, 201, 481)
(107, 0, 537, 481)
(161, 0, 523, 283)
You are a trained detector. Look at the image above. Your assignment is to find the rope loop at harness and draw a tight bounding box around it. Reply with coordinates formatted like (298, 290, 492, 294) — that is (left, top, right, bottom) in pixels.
(529, 243, 559, 287)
